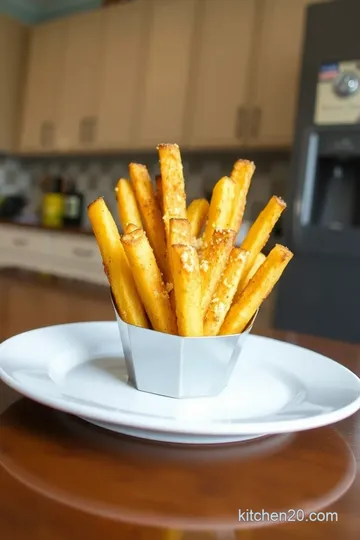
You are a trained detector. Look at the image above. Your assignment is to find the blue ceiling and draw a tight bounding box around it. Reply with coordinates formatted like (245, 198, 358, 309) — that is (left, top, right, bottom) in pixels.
(0, 0, 102, 23)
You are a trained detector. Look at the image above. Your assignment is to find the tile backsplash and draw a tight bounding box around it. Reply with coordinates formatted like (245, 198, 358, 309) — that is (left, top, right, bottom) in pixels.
(0, 150, 290, 230)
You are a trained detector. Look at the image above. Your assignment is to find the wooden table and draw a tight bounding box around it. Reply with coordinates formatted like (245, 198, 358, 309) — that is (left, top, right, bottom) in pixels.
(0, 329, 359, 539)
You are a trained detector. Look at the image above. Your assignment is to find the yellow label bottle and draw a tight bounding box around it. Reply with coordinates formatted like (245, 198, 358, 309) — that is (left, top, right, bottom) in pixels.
(41, 177, 64, 228)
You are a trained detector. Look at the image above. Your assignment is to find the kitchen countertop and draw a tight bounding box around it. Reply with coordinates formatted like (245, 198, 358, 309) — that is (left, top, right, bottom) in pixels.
(0, 218, 93, 236)
(0, 267, 108, 298)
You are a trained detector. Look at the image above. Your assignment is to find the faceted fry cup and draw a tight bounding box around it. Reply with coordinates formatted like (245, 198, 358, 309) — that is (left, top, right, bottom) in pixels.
(111, 294, 256, 399)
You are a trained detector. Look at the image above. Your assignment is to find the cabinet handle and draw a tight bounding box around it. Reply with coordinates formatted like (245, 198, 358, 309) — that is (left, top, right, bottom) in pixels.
(40, 121, 55, 149)
(12, 237, 29, 247)
(250, 107, 262, 139)
(235, 106, 247, 139)
(72, 247, 93, 258)
(79, 117, 97, 144)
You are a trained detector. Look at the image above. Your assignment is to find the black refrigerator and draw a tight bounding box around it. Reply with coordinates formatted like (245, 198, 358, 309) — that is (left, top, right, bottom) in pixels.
(274, 0, 360, 343)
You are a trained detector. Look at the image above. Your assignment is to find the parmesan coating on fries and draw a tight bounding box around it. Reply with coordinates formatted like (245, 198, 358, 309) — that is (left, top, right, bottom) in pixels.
(202, 176, 236, 247)
(89, 143, 293, 337)
(157, 143, 187, 237)
(204, 248, 249, 336)
(121, 228, 177, 335)
(200, 228, 236, 317)
(171, 244, 203, 337)
(220, 244, 293, 335)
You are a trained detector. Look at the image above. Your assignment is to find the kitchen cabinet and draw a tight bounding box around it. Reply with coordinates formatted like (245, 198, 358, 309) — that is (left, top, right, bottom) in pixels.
(187, 0, 257, 149)
(135, 0, 197, 147)
(0, 224, 106, 285)
(18, 0, 322, 154)
(97, 1, 147, 149)
(20, 18, 67, 153)
(20, 10, 104, 153)
(187, 0, 320, 149)
(247, 0, 314, 148)
(58, 10, 104, 151)
(0, 16, 27, 152)
(0, 271, 113, 342)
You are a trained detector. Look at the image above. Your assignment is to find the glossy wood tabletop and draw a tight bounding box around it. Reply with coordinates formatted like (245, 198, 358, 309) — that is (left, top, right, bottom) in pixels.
(0, 329, 359, 540)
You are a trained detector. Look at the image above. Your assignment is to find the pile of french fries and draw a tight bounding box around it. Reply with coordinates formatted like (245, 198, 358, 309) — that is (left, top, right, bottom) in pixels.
(88, 143, 293, 337)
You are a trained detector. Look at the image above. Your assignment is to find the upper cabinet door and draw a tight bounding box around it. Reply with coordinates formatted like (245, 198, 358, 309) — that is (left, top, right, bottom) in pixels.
(20, 19, 67, 153)
(0, 16, 27, 153)
(57, 10, 104, 152)
(135, 0, 197, 148)
(187, 0, 257, 149)
(97, 2, 147, 150)
(248, 0, 312, 148)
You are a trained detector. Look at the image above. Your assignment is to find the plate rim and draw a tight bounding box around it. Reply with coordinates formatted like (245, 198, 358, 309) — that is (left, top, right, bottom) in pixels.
(1, 322, 360, 437)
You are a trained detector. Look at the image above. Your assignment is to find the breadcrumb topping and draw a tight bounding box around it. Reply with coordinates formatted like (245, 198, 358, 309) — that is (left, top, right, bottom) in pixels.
(200, 259, 209, 272)
(154, 289, 169, 299)
(180, 249, 194, 272)
(212, 229, 234, 244)
(210, 297, 226, 316)
(192, 237, 204, 250)
(165, 282, 174, 293)
(237, 250, 248, 261)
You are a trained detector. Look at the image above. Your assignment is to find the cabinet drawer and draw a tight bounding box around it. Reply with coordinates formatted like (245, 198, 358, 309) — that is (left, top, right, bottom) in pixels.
(51, 234, 100, 263)
(0, 226, 51, 254)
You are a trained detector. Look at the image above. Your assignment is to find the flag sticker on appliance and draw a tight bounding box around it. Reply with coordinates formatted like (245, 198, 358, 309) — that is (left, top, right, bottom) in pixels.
(318, 63, 340, 81)
(314, 60, 360, 125)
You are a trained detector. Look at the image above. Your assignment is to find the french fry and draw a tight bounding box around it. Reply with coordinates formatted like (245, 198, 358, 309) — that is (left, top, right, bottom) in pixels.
(129, 163, 169, 280)
(87, 197, 148, 328)
(238, 196, 287, 289)
(89, 143, 295, 340)
(115, 178, 142, 231)
(157, 144, 187, 237)
(155, 174, 163, 214)
(167, 218, 191, 311)
(203, 248, 249, 336)
(187, 198, 209, 238)
(220, 244, 293, 335)
(202, 177, 236, 246)
(237, 252, 266, 294)
(125, 223, 140, 234)
(230, 160, 255, 233)
(121, 228, 177, 335)
(200, 228, 236, 317)
(170, 244, 203, 337)
(169, 218, 191, 246)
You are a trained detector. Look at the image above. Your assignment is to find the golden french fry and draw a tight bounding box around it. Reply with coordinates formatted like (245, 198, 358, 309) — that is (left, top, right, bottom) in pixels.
(121, 228, 177, 335)
(167, 218, 191, 311)
(238, 252, 266, 294)
(169, 218, 191, 246)
(204, 248, 249, 336)
(129, 163, 169, 280)
(155, 174, 163, 214)
(202, 177, 236, 246)
(200, 228, 236, 317)
(87, 197, 148, 328)
(187, 198, 209, 238)
(238, 196, 287, 289)
(115, 178, 142, 231)
(230, 160, 255, 233)
(170, 244, 203, 337)
(124, 223, 140, 234)
(220, 244, 293, 335)
(157, 144, 187, 236)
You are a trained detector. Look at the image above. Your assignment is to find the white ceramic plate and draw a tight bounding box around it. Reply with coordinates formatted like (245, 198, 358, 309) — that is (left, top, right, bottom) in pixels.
(0, 322, 359, 445)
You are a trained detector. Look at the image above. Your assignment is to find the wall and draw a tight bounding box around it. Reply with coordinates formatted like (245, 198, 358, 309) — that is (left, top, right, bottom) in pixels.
(0, 0, 101, 24)
(0, 151, 290, 230)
